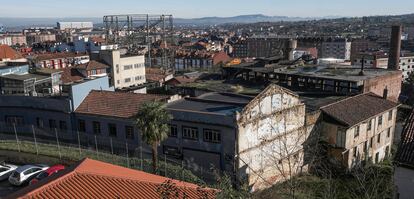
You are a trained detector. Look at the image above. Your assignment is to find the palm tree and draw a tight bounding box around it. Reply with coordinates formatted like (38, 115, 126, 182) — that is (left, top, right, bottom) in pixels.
(135, 101, 172, 173)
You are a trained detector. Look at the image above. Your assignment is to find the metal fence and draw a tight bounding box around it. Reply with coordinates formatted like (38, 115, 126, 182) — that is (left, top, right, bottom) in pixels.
(0, 121, 218, 184)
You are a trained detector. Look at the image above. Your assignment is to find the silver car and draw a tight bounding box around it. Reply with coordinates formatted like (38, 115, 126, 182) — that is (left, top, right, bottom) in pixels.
(8, 164, 49, 186)
(0, 163, 18, 181)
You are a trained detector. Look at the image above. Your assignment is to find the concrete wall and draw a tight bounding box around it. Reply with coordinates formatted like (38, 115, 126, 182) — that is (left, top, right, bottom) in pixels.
(363, 72, 402, 102)
(70, 76, 114, 110)
(394, 166, 414, 199)
(237, 85, 307, 191)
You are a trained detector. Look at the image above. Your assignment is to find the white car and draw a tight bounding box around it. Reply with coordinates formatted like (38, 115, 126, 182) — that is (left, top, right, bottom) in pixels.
(0, 163, 18, 181)
(8, 164, 49, 186)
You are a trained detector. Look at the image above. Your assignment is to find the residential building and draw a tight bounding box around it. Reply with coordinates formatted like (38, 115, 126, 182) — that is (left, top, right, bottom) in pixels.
(28, 52, 90, 69)
(174, 51, 231, 71)
(6, 158, 216, 199)
(394, 108, 414, 199)
(320, 38, 352, 60)
(26, 34, 56, 45)
(73, 60, 109, 78)
(352, 51, 414, 80)
(0, 72, 60, 96)
(350, 38, 381, 61)
(0, 36, 12, 46)
(320, 93, 399, 168)
(232, 37, 295, 58)
(96, 49, 146, 90)
(0, 45, 26, 63)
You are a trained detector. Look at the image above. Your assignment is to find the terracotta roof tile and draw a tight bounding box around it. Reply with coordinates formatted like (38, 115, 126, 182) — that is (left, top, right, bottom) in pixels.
(74, 60, 109, 71)
(0, 45, 23, 60)
(321, 93, 399, 127)
(7, 158, 217, 199)
(395, 109, 414, 168)
(60, 67, 85, 84)
(75, 90, 169, 118)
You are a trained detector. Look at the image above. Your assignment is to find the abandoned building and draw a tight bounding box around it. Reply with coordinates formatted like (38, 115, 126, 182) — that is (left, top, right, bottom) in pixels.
(222, 63, 402, 102)
(320, 92, 399, 168)
(166, 84, 310, 191)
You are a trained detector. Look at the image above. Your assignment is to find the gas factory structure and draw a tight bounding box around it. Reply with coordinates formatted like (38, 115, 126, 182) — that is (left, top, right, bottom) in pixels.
(103, 14, 175, 69)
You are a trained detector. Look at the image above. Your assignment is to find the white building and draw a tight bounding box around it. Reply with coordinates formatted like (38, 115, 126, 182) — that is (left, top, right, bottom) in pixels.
(98, 50, 146, 90)
(320, 39, 352, 60)
(57, 22, 93, 31)
(0, 36, 12, 46)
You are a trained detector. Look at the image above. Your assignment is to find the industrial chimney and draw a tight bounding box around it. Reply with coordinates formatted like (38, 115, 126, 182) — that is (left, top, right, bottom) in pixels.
(387, 25, 402, 70)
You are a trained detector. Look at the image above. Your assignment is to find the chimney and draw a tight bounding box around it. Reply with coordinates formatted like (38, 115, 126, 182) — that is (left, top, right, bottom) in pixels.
(359, 57, 365, 76)
(383, 87, 388, 100)
(387, 25, 402, 70)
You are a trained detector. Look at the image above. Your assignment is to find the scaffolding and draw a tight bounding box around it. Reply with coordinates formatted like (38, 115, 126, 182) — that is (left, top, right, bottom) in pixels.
(103, 14, 174, 69)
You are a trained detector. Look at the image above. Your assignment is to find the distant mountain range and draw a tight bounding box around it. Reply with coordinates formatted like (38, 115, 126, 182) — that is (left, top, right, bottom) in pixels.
(0, 14, 342, 29)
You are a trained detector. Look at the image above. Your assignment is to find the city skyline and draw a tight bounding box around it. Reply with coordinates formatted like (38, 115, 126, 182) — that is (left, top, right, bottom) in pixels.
(0, 0, 413, 18)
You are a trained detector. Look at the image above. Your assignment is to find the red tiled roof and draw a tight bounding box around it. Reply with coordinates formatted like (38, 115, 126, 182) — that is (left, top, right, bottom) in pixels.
(75, 90, 169, 118)
(321, 93, 399, 127)
(395, 109, 414, 168)
(0, 44, 23, 60)
(74, 60, 109, 71)
(60, 67, 85, 84)
(7, 158, 217, 199)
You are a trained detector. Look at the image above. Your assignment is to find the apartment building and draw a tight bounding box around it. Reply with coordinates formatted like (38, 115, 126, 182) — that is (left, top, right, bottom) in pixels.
(320, 93, 399, 168)
(320, 38, 352, 60)
(97, 50, 146, 90)
(29, 52, 90, 69)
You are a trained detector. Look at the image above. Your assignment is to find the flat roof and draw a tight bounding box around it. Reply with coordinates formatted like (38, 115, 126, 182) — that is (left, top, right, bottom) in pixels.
(1, 73, 50, 81)
(167, 92, 252, 116)
(274, 65, 401, 82)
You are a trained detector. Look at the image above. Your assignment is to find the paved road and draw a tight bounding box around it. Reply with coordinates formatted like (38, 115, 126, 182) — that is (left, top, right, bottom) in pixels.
(0, 179, 20, 198)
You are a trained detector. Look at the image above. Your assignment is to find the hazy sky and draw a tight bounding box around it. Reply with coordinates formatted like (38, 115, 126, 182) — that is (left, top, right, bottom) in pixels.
(0, 0, 413, 18)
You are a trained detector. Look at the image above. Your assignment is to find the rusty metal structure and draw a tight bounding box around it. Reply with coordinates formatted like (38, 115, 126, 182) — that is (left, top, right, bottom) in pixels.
(103, 14, 174, 68)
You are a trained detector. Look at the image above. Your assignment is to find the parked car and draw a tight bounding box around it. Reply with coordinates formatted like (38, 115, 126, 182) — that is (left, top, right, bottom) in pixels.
(8, 164, 49, 186)
(29, 165, 65, 185)
(0, 163, 18, 181)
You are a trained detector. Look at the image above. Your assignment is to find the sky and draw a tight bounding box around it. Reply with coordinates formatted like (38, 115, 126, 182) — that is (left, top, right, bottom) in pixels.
(0, 0, 413, 18)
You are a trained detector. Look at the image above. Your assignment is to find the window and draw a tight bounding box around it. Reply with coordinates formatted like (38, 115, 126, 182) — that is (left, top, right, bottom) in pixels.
(375, 152, 379, 163)
(108, 123, 117, 137)
(203, 129, 221, 143)
(364, 141, 368, 152)
(78, 119, 86, 132)
(367, 120, 372, 131)
(378, 115, 383, 126)
(354, 126, 360, 138)
(169, 125, 178, 137)
(353, 146, 357, 157)
(387, 128, 391, 138)
(93, 121, 101, 134)
(370, 137, 373, 148)
(377, 133, 381, 144)
(124, 78, 131, 83)
(385, 146, 390, 157)
(5, 116, 24, 126)
(36, 117, 43, 128)
(135, 76, 144, 81)
(163, 145, 181, 157)
(59, 121, 67, 130)
(124, 65, 133, 70)
(49, 119, 56, 130)
(125, 126, 134, 139)
(388, 110, 393, 121)
(182, 126, 198, 140)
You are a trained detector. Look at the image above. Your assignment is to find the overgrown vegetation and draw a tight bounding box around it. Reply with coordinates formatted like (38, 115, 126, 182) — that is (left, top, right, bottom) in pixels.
(0, 140, 203, 184)
(253, 160, 394, 199)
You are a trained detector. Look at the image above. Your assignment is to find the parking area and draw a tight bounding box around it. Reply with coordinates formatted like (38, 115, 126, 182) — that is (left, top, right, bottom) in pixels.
(0, 179, 20, 197)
